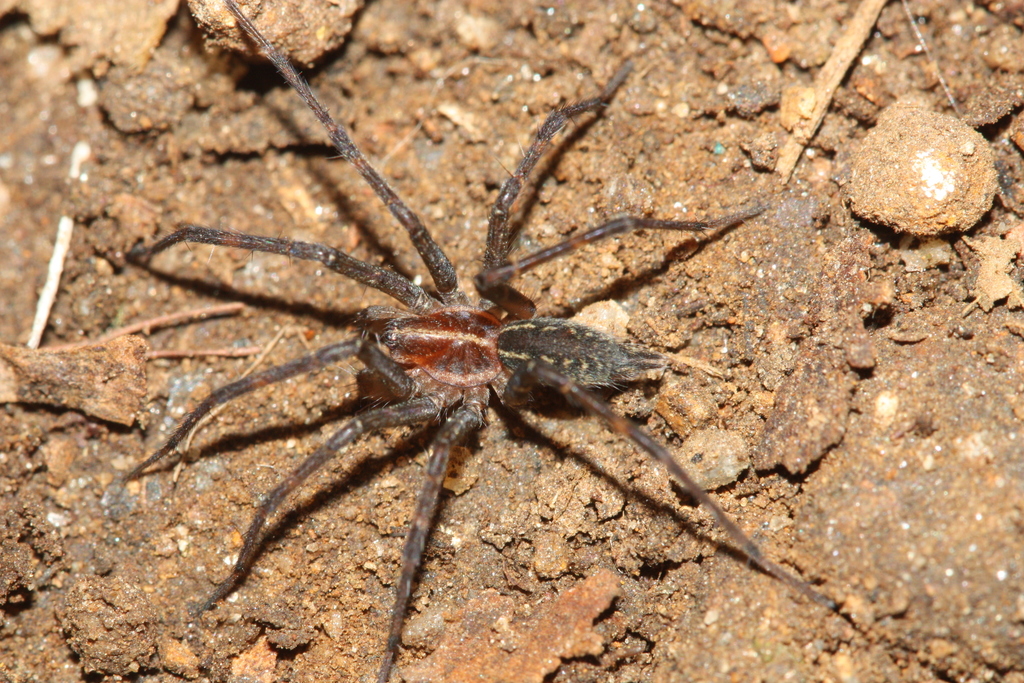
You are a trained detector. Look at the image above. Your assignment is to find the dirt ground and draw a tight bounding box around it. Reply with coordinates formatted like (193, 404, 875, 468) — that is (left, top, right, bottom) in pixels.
(2, 0, 1024, 681)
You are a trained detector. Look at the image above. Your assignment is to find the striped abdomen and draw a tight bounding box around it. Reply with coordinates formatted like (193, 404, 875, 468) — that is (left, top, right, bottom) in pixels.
(497, 318, 666, 386)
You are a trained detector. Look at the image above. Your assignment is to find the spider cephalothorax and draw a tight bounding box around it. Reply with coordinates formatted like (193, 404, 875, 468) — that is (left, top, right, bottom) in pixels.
(120, 1, 834, 681)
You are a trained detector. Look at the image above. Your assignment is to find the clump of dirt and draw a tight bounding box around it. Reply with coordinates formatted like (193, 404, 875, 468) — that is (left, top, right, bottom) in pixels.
(843, 100, 998, 235)
(58, 575, 159, 675)
(1, 0, 1023, 682)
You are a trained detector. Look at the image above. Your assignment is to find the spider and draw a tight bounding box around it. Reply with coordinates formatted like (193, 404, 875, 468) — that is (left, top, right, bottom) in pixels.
(122, 1, 835, 680)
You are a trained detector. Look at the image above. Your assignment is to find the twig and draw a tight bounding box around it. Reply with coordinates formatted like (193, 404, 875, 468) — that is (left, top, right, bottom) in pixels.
(238, 324, 291, 379)
(27, 140, 93, 349)
(668, 352, 725, 379)
(147, 346, 262, 360)
(179, 324, 293, 457)
(48, 302, 247, 351)
(776, 0, 889, 182)
(27, 216, 75, 349)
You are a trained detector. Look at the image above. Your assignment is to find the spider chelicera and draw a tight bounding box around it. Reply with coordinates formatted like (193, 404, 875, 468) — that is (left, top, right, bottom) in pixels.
(121, 1, 835, 680)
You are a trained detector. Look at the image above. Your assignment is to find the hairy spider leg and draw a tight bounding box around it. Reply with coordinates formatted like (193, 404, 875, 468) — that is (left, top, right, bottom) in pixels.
(483, 63, 633, 270)
(377, 400, 486, 683)
(503, 359, 838, 612)
(474, 199, 834, 610)
(123, 338, 415, 482)
(223, 0, 464, 305)
(475, 205, 767, 292)
(196, 396, 442, 617)
(130, 225, 433, 312)
(125, 3, 824, 681)
(119, 335, 455, 621)
(477, 62, 632, 319)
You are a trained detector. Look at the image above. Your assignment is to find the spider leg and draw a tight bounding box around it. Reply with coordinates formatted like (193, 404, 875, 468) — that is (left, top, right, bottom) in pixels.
(476, 205, 766, 292)
(483, 62, 632, 272)
(476, 282, 537, 321)
(377, 401, 485, 683)
(196, 396, 442, 616)
(476, 64, 633, 318)
(503, 359, 838, 612)
(123, 338, 416, 482)
(131, 224, 434, 312)
(222, 0, 465, 305)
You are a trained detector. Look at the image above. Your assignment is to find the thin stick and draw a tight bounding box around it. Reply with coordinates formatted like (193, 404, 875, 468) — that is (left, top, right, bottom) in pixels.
(47, 302, 247, 351)
(667, 352, 725, 379)
(27, 216, 75, 349)
(181, 325, 291, 454)
(147, 346, 261, 359)
(776, 0, 889, 182)
(238, 325, 291, 379)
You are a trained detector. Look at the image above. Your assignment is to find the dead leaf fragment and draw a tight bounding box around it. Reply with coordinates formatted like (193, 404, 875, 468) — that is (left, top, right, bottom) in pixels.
(403, 569, 621, 683)
(963, 232, 1024, 311)
(0, 335, 148, 425)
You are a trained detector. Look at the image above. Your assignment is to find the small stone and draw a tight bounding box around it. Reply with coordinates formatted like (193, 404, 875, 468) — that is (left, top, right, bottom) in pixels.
(741, 132, 780, 172)
(455, 14, 502, 52)
(761, 27, 792, 64)
(897, 236, 955, 272)
(928, 637, 957, 659)
(159, 637, 200, 679)
(230, 635, 276, 683)
(873, 390, 900, 428)
(679, 428, 749, 489)
(41, 435, 78, 487)
(321, 611, 346, 640)
(573, 300, 630, 339)
(779, 85, 816, 131)
(401, 604, 447, 648)
(532, 530, 570, 579)
(843, 101, 997, 235)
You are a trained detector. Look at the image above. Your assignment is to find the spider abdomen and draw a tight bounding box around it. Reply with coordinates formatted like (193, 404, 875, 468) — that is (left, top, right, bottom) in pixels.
(382, 306, 503, 387)
(497, 318, 666, 387)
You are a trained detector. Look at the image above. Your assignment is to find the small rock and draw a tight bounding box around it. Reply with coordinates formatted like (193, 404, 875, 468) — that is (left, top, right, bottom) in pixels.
(532, 530, 570, 579)
(159, 637, 200, 679)
(455, 14, 502, 52)
(41, 435, 78, 487)
(780, 85, 816, 131)
(761, 27, 792, 64)
(741, 131, 780, 172)
(573, 300, 631, 339)
(897, 236, 955, 272)
(230, 635, 276, 683)
(679, 428, 749, 489)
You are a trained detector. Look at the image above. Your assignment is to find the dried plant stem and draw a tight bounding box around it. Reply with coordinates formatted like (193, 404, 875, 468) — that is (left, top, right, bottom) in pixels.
(27, 216, 75, 349)
(48, 302, 247, 352)
(777, 0, 889, 182)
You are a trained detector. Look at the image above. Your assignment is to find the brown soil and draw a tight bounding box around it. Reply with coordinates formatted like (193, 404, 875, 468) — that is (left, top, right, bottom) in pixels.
(2, 1, 1023, 682)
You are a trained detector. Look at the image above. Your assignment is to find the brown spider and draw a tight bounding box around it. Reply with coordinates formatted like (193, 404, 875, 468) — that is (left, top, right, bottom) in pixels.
(121, 1, 835, 680)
